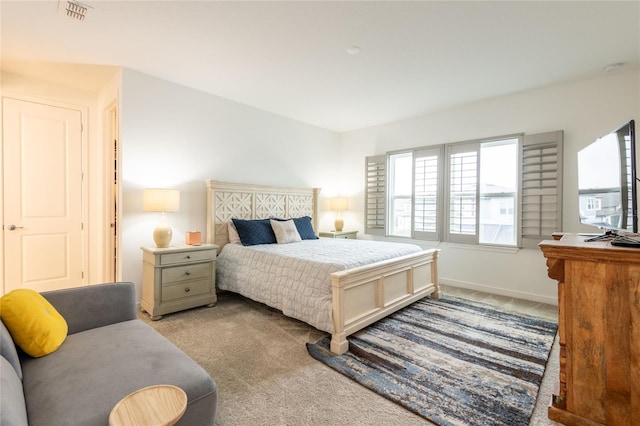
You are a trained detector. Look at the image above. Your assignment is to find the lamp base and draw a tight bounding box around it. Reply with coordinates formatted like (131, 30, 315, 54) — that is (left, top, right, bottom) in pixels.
(334, 218, 344, 232)
(154, 224, 173, 248)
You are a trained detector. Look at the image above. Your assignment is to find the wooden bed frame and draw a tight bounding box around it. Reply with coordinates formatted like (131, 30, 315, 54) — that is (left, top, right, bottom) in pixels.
(205, 180, 440, 354)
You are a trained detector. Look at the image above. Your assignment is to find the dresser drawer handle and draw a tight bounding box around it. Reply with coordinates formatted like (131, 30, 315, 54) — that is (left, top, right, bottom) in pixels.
(185, 270, 191, 276)
(186, 255, 191, 259)
(185, 287, 190, 293)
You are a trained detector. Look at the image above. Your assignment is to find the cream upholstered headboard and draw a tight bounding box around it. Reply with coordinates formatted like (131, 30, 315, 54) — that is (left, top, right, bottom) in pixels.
(205, 180, 320, 249)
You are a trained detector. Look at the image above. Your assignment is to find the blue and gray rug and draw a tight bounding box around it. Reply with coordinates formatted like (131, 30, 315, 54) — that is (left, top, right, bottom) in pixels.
(307, 295, 557, 426)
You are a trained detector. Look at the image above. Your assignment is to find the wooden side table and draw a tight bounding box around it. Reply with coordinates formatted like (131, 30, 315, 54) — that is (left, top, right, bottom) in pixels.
(319, 230, 358, 239)
(109, 385, 187, 426)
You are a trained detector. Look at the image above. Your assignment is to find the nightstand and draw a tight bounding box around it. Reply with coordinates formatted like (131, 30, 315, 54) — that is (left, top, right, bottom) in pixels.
(319, 230, 358, 239)
(140, 244, 218, 320)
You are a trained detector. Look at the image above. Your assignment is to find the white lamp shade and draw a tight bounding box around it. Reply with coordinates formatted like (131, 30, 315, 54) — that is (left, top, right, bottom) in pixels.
(330, 197, 348, 211)
(143, 189, 180, 212)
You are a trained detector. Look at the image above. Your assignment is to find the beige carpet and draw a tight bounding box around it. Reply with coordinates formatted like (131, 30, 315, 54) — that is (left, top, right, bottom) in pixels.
(140, 285, 562, 425)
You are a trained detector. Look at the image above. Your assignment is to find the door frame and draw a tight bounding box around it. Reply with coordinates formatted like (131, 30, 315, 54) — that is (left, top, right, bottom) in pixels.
(1, 93, 90, 294)
(103, 100, 121, 282)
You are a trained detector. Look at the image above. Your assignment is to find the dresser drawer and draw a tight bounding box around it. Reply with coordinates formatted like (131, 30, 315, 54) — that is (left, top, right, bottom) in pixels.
(159, 249, 214, 266)
(162, 279, 212, 302)
(161, 263, 211, 285)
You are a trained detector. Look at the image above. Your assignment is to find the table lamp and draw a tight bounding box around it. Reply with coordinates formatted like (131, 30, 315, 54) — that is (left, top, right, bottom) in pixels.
(143, 188, 180, 248)
(330, 197, 349, 232)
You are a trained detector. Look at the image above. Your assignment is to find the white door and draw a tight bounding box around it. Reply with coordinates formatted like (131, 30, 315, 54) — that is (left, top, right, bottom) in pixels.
(3, 97, 85, 293)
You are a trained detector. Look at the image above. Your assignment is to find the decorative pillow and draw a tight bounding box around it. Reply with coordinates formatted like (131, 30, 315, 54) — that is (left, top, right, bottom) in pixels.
(291, 216, 319, 240)
(270, 219, 302, 244)
(0, 289, 68, 357)
(231, 218, 277, 246)
(227, 221, 241, 244)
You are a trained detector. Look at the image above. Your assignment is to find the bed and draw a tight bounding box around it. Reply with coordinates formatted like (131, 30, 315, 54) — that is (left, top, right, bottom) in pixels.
(206, 180, 440, 354)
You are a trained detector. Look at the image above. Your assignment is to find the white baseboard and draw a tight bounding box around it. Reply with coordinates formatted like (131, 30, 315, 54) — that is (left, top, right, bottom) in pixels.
(439, 277, 558, 306)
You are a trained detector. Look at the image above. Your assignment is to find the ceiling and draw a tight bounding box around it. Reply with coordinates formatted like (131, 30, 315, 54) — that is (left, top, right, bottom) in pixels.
(1, 1, 638, 132)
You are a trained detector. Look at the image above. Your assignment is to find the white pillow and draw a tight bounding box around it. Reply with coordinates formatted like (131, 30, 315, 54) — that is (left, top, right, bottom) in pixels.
(228, 221, 241, 244)
(270, 219, 302, 244)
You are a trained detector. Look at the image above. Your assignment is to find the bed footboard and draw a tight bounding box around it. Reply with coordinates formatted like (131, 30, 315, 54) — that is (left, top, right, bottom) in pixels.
(329, 248, 440, 354)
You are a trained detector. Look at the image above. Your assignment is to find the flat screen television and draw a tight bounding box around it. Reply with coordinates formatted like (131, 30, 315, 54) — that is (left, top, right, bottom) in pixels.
(578, 120, 637, 239)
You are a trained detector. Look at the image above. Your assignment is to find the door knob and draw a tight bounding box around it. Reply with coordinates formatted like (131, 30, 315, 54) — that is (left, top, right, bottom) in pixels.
(8, 224, 24, 231)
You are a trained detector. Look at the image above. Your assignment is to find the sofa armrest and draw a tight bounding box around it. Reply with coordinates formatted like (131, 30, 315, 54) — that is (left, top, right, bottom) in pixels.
(41, 282, 137, 335)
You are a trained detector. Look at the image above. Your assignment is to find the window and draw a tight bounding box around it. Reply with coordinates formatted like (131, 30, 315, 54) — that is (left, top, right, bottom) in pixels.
(413, 148, 441, 240)
(586, 197, 602, 211)
(365, 130, 563, 247)
(479, 141, 517, 245)
(446, 138, 518, 245)
(447, 144, 479, 242)
(388, 152, 412, 237)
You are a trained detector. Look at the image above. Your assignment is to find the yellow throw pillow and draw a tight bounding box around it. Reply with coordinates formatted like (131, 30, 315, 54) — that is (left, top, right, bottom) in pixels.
(0, 289, 68, 357)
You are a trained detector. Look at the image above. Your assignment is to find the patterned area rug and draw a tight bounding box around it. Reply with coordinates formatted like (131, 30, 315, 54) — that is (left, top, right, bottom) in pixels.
(307, 295, 557, 426)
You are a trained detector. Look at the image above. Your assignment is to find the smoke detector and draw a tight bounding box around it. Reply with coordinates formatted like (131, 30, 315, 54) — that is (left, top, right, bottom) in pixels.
(58, 0, 92, 21)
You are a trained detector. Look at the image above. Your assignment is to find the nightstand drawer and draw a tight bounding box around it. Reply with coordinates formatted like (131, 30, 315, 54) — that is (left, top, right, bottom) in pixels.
(162, 279, 212, 302)
(161, 263, 212, 285)
(319, 231, 358, 239)
(160, 250, 214, 265)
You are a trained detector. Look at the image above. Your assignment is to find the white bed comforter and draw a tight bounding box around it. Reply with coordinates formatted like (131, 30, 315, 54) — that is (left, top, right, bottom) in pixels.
(216, 238, 422, 333)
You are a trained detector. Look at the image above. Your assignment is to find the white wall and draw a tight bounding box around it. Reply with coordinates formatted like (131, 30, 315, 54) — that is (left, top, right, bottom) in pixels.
(4, 66, 638, 305)
(339, 70, 640, 304)
(119, 69, 341, 298)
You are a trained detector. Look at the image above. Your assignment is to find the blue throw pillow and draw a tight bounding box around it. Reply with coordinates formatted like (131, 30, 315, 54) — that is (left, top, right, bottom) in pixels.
(231, 218, 277, 246)
(291, 216, 318, 240)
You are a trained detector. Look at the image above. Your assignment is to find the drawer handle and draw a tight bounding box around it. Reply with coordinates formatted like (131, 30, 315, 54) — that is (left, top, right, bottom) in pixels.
(185, 287, 190, 293)
(186, 255, 191, 259)
(185, 271, 191, 276)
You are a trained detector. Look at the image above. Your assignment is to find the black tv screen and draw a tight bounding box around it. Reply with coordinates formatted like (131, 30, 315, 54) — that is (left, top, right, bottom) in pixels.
(578, 120, 637, 234)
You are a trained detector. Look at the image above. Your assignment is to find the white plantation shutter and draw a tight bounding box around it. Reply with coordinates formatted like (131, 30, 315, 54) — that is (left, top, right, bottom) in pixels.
(520, 131, 563, 248)
(413, 147, 442, 240)
(365, 129, 563, 247)
(446, 143, 480, 244)
(365, 155, 387, 235)
(620, 130, 634, 230)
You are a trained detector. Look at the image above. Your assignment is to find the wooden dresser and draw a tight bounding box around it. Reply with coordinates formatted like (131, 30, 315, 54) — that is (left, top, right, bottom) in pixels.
(539, 234, 639, 425)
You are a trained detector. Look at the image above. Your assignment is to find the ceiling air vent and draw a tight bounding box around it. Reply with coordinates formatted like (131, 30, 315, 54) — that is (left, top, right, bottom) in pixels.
(58, 0, 91, 21)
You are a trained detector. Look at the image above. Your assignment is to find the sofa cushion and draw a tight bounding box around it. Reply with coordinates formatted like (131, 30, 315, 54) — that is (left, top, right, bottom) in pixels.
(0, 289, 68, 357)
(20, 319, 217, 426)
(41, 283, 137, 335)
(1, 357, 28, 426)
(0, 321, 22, 379)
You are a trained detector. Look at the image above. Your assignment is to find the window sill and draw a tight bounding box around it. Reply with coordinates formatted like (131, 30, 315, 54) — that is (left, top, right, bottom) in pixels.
(442, 242, 520, 254)
(365, 235, 521, 254)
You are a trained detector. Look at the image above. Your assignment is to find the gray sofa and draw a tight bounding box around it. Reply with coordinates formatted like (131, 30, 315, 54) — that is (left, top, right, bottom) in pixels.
(0, 282, 217, 425)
